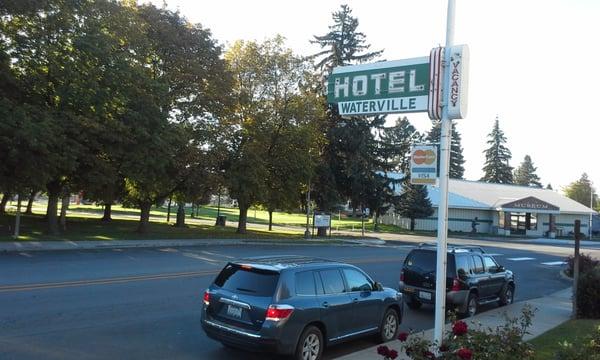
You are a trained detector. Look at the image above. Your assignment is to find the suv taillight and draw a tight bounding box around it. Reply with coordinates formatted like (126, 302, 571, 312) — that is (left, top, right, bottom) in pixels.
(203, 290, 210, 306)
(400, 270, 405, 282)
(265, 305, 294, 321)
(451, 278, 461, 292)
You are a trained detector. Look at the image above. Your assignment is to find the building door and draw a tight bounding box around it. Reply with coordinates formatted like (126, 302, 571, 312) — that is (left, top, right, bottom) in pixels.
(510, 212, 527, 235)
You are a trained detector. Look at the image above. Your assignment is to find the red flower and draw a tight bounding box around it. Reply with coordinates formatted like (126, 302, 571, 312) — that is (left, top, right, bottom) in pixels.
(398, 332, 409, 342)
(457, 348, 473, 360)
(439, 343, 450, 352)
(423, 350, 435, 359)
(388, 349, 398, 360)
(377, 345, 390, 357)
(452, 320, 468, 336)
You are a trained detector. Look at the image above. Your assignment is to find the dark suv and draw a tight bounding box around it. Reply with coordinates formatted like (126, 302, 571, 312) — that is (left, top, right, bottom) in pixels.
(399, 244, 515, 317)
(201, 255, 403, 360)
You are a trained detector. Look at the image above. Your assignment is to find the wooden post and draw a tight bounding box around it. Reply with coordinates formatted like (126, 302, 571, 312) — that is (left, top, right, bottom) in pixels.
(166, 197, 172, 223)
(573, 219, 581, 318)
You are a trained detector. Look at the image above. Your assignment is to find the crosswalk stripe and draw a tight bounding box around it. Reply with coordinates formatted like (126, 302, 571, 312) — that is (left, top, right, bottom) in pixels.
(506, 257, 535, 261)
(541, 261, 567, 266)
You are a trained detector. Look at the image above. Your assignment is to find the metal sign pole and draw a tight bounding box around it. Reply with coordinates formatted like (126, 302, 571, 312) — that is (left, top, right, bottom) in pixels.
(434, 0, 456, 348)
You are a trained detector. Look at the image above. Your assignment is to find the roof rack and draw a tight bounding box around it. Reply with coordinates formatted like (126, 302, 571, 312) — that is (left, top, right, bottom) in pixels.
(417, 243, 485, 254)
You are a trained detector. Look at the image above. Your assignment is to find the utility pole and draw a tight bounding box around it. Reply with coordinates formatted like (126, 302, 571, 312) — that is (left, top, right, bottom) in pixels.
(434, 0, 455, 348)
(590, 188, 593, 239)
(305, 181, 311, 239)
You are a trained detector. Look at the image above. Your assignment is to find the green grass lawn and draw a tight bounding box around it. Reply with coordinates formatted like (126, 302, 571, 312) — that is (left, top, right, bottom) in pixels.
(529, 319, 600, 360)
(0, 212, 309, 242)
(27, 203, 368, 228)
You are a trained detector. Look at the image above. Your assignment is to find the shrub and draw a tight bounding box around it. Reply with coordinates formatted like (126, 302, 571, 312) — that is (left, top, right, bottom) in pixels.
(576, 266, 600, 318)
(379, 306, 536, 360)
(554, 324, 600, 359)
(565, 253, 599, 277)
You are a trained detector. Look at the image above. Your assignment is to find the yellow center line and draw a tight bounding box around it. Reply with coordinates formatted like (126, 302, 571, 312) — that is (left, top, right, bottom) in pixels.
(0, 269, 220, 293)
(0, 256, 404, 293)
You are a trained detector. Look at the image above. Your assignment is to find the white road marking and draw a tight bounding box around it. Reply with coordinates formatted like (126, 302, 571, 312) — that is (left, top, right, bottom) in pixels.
(201, 250, 234, 259)
(506, 257, 536, 261)
(182, 252, 221, 263)
(112, 248, 123, 252)
(18, 252, 32, 258)
(158, 248, 178, 253)
(541, 261, 567, 266)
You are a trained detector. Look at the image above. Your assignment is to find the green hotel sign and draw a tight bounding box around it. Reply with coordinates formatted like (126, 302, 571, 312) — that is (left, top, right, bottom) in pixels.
(327, 57, 430, 116)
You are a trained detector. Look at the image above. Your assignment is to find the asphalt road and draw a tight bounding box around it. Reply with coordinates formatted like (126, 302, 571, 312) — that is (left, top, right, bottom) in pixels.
(0, 241, 574, 360)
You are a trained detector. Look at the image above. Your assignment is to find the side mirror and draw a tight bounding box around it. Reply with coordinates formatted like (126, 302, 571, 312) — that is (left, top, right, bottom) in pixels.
(497, 265, 505, 273)
(373, 282, 384, 291)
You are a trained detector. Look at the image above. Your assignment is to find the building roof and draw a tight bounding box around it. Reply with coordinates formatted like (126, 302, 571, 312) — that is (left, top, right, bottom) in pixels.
(425, 179, 596, 215)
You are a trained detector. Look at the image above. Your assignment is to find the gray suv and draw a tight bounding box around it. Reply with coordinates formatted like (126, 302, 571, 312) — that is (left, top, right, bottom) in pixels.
(201, 255, 403, 360)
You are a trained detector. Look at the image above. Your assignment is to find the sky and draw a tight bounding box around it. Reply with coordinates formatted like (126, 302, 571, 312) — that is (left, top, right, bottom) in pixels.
(148, 0, 600, 196)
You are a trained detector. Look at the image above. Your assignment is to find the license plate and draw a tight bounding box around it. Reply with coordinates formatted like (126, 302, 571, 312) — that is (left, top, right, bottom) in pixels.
(419, 291, 432, 300)
(226, 305, 242, 319)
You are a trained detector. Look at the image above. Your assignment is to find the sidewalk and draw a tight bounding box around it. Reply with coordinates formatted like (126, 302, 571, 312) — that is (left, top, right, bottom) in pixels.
(337, 287, 573, 360)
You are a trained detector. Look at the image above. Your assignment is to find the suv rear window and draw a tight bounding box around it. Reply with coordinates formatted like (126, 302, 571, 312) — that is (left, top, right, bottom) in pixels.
(404, 250, 456, 276)
(214, 264, 279, 296)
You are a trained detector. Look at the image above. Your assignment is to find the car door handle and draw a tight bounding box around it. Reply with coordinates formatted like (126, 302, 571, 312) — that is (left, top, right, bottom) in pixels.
(322, 301, 329, 308)
(353, 298, 359, 303)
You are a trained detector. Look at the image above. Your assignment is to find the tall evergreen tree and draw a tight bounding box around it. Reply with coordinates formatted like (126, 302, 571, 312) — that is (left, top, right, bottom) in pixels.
(309, 4, 383, 218)
(481, 117, 513, 184)
(309, 4, 383, 75)
(395, 183, 434, 231)
(426, 120, 465, 179)
(546, 183, 553, 190)
(563, 173, 597, 208)
(513, 155, 542, 187)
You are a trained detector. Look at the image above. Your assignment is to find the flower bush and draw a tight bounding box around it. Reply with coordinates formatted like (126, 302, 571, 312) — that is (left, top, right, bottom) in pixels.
(378, 305, 536, 360)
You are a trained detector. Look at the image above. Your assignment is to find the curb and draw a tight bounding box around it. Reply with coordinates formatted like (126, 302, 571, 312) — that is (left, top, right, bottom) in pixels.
(0, 237, 373, 254)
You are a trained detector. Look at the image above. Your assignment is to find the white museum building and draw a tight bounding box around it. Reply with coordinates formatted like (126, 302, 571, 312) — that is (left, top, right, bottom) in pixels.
(381, 179, 596, 237)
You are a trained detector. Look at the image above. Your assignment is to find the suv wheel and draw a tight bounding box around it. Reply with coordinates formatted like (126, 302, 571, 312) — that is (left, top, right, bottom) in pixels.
(499, 285, 514, 306)
(463, 293, 478, 318)
(379, 308, 399, 342)
(405, 298, 422, 310)
(295, 325, 323, 360)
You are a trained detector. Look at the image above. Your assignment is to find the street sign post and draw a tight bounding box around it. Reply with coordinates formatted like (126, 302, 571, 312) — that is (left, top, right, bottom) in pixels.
(410, 145, 438, 185)
(327, 58, 430, 116)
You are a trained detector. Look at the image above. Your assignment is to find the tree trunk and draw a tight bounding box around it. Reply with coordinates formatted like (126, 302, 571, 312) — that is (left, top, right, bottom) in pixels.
(410, 218, 415, 231)
(102, 203, 112, 222)
(166, 197, 172, 223)
(190, 203, 195, 218)
(373, 210, 380, 232)
(46, 181, 61, 235)
(25, 190, 36, 215)
(14, 194, 22, 239)
(237, 205, 249, 234)
(175, 202, 186, 227)
(268, 210, 273, 231)
(0, 192, 11, 214)
(137, 202, 151, 234)
(59, 193, 69, 232)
